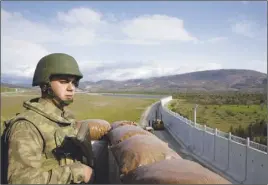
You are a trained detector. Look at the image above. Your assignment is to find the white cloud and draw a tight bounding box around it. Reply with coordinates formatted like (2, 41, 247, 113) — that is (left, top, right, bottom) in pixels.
(80, 60, 223, 81)
(60, 27, 97, 47)
(57, 7, 103, 25)
(1, 7, 199, 80)
(1, 8, 100, 46)
(206, 37, 227, 43)
(1, 37, 50, 77)
(117, 39, 160, 45)
(194, 36, 228, 44)
(2, 9, 58, 44)
(231, 20, 263, 38)
(121, 14, 197, 42)
(1, 6, 265, 83)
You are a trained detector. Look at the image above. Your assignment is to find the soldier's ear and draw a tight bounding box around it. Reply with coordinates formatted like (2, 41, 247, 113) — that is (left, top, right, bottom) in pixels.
(40, 84, 48, 93)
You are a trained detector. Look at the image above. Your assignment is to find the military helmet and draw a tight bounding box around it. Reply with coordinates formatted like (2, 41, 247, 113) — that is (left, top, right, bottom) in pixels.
(32, 53, 83, 86)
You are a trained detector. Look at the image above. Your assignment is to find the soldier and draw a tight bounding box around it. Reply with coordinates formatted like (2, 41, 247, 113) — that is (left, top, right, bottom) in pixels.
(3, 53, 94, 184)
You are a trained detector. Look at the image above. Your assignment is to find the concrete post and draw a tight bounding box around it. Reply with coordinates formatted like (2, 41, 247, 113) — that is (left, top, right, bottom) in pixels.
(227, 132, 232, 169)
(203, 125, 206, 155)
(189, 121, 193, 151)
(214, 128, 217, 161)
(194, 104, 198, 127)
(244, 137, 250, 182)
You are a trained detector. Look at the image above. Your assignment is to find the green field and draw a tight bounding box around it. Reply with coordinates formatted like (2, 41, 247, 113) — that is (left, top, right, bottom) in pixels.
(168, 99, 267, 133)
(1, 86, 17, 92)
(1, 92, 157, 125)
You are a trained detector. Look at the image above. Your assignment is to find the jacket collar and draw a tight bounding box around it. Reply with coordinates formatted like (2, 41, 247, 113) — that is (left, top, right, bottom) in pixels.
(23, 97, 75, 126)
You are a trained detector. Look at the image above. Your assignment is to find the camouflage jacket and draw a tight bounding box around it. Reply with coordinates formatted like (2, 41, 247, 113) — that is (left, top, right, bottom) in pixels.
(5, 97, 85, 184)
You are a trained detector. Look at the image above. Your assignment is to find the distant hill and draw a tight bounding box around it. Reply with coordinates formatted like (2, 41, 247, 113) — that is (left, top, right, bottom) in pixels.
(79, 69, 267, 93)
(1, 83, 32, 89)
(2, 69, 267, 93)
(1, 73, 32, 88)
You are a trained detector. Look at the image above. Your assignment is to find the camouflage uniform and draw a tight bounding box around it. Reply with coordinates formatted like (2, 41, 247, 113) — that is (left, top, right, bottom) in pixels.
(4, 53, 87, 184)
(6, 97, 85, 184)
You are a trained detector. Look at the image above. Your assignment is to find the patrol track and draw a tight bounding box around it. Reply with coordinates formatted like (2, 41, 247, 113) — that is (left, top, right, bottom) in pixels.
(146, 101, 227, 178)
(146, 102, 196, 161)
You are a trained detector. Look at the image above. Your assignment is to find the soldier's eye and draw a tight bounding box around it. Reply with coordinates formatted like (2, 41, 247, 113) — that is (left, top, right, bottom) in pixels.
(59, 80, 68, 84)
(73, 81, 79, 87)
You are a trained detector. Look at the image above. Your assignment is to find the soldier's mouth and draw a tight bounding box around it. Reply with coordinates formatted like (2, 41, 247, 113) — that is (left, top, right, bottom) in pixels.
(65, 95, 73, 99)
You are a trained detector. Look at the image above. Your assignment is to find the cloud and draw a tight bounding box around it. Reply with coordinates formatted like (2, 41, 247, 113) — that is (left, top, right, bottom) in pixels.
(57, 7, 103, 25)
(121, 14, 197, 42)
(194, 36, 228, 44)
(79, 60, 223, 81)
(1, 37, 50, 77)
(231, 19, 264, 38)
(1, 6, 266, 84)
(206, 37, 228, 43)
(117, 39, 161, 45)
(1, 8, 101, 47)
(2, 9, 57, 44)
(1, 7, 105, 79)
(1, 7, 199, 80)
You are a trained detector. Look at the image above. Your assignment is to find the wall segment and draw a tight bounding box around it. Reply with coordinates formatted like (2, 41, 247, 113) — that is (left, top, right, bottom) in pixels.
(159, 96, 268, 184)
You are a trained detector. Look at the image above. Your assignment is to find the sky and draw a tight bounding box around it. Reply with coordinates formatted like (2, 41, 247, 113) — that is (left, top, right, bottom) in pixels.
(1, 1, 267, 83)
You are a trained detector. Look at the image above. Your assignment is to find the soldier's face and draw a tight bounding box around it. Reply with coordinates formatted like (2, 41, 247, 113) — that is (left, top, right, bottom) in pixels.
(50, 75, 78, 101)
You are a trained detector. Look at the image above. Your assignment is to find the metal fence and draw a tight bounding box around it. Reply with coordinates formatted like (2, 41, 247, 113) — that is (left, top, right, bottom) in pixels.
(205, 127, 215, 134)
(163, 103, 267, 153)
(250, 141, 268, 153)
(217, 130, 229, 139)
(231, 135, 247, 145)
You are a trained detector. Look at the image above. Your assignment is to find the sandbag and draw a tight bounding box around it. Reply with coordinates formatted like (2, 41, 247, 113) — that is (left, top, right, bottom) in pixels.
(110, 135, 181, 175)
(111, 120, 138, 130)
(108, 125, 153, 145)
(76, 119, 111, 140)
(91, 141, 109, 184)
(122, 158, 231, 184)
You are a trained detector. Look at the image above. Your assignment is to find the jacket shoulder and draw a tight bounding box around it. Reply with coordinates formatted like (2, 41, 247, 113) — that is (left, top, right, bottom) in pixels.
(5, 110, 45, 138)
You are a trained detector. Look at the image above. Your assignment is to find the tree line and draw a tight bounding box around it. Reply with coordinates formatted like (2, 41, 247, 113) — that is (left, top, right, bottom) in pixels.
(229, 119, 267, 145)
(172, 92, 266, 106)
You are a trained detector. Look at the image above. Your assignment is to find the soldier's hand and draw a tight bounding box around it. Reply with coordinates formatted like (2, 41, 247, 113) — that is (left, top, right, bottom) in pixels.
(82, 164, 94, 183)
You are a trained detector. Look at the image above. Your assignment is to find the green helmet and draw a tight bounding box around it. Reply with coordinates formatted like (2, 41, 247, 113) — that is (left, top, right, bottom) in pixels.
(32, 53, 83, 86)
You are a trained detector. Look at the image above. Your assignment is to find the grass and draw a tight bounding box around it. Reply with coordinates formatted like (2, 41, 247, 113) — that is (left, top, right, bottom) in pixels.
(68, 93, 157, 123)
(1, 87, 17, 92)
(96, 90, 170, 95)
(168, 99, 267, 133)
(1, 92, 157, 125)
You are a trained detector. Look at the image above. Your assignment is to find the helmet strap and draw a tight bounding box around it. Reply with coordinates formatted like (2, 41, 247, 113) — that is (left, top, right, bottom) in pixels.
(41, 83, 73, 109)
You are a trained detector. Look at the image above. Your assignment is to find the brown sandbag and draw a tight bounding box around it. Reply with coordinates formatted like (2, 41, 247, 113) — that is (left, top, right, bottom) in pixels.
(111, 120, 138, 130)
(76, 119, 111, 140)
(122, 158, 231, 184)
(108, 125, 153, 145)
(110, 135, 182, 175)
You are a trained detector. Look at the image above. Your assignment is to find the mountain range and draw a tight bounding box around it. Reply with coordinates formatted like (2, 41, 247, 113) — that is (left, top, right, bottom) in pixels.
(1, 69, 267, 93)
(79, 69, 267, 93)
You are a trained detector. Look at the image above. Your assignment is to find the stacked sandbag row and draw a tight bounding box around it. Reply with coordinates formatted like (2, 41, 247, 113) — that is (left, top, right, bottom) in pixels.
(121, 158, 232, 184)
(76, 119, 112, 184)
(76, 119, 112, 140)
(107, 120, 231, 184)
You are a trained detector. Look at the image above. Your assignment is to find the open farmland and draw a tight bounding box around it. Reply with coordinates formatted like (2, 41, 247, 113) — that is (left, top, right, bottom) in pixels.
(1, 87, 17, 93)
(1, 91, 157, 125)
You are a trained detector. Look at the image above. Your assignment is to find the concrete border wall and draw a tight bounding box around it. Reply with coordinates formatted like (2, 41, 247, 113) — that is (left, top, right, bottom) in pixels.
(159, 96, 268, 184)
